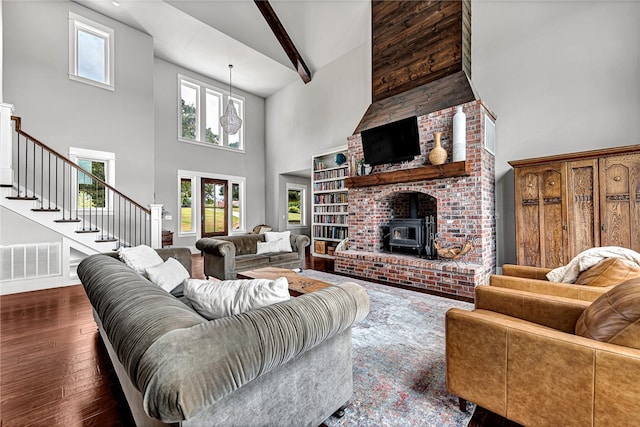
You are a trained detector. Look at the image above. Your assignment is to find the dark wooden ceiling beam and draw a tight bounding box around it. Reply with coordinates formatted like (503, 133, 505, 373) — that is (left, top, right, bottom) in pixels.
(254, 0, 312, 84)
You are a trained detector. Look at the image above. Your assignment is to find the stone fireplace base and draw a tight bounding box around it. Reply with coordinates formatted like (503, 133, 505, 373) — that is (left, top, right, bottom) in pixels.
(336, 250, 481, 300)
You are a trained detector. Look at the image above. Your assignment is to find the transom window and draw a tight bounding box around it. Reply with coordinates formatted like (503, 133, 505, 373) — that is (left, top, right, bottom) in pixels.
(68, 12, 114, 91)
(178, 75, 244, 151)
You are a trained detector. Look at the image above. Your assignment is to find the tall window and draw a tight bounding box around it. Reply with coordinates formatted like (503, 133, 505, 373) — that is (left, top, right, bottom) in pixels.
(69, 12, 114, 90)
(180, 81, 199, 140)
(286, 184, 307, 227)
(178, 75, 244, 151)
(69, 148, 115, 210)
(180, 177, 195, 234)
(231, 183, 242, 231)
(78, 159, 106, 208)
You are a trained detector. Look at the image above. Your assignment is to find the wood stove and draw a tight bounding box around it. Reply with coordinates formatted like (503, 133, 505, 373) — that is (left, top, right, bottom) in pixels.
(389, 216, 435, 257)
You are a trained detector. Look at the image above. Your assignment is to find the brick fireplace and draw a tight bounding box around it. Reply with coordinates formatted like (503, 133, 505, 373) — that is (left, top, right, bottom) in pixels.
(335, 100, 496, 300)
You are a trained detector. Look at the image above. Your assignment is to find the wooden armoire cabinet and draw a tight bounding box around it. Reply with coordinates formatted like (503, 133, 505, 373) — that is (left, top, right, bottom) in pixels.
(510, 145, 640, 268)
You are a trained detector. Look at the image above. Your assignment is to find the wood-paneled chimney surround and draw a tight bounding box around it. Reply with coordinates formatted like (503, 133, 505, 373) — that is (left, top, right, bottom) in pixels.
(355, 0, 477, 134)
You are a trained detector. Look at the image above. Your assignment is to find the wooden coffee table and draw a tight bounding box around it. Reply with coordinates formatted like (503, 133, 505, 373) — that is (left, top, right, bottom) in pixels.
(237, 267, 332, 296)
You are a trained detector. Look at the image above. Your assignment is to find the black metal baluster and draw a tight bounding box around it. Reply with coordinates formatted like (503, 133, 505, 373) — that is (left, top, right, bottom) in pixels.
(40, 145, 43, 208)
(32, 139, 35, 199)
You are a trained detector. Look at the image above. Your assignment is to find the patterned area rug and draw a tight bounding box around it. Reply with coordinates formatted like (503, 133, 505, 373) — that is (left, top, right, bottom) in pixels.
(297, 270, 475, 427)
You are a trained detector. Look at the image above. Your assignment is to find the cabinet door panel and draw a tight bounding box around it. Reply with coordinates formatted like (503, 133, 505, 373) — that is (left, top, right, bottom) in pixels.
(516, 171, 541, 266)
(514, 165, 566, 268)
(567, 160, 599, 258)
(600, 154, 640, 251)
(541, 169, 565, 267)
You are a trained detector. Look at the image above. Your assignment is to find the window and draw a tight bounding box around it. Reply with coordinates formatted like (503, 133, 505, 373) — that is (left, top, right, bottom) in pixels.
(69, 148, 115, 210)
(69, 12, 114, 91)
(180, 177, 195, 234)
(78, 159, 106, 208)
(286, 184, 307, 227)
(178, 75, 244, 151)
(231, 183, 242, 231)
(178, 170, 246, 236)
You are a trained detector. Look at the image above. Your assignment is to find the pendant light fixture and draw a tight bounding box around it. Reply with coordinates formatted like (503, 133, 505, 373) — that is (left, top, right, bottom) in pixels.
(220, 64, 242, 135)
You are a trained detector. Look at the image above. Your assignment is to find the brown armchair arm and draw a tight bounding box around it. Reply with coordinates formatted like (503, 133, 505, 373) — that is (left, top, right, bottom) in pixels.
(501, 264, 552, 280)
(489, 274, 608, 302)
(475, 285, 589, 333)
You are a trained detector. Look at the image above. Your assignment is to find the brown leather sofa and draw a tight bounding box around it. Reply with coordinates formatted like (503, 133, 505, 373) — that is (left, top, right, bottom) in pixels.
(446, 282, 640, 426)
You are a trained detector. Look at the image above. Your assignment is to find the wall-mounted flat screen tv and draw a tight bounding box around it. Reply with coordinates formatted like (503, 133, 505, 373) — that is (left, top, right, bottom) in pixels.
(361, 116, 420, 166)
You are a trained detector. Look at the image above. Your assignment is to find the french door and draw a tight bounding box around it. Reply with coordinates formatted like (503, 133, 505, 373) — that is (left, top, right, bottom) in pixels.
(201, 178, 228, 237)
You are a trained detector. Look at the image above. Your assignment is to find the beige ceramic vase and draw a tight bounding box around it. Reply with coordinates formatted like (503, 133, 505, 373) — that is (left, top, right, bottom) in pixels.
(428, 132, 447, 165)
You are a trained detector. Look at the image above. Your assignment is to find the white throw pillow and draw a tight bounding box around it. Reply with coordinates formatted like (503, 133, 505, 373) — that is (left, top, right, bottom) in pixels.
(256, 240, 282, 254)
(118, 245, 163, 278)
(264, 231, 292, 252)
(184, 277, 290, 320)
(145, 257, 190, 293)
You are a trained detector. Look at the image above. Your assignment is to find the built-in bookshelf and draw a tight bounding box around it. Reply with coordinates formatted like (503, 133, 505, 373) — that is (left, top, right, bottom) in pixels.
(311, 148, 349, 259)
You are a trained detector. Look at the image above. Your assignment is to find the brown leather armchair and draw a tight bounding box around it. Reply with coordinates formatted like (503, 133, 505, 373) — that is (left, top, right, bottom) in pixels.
(488, 258, 640, 302)
(446, 284, 640, 426)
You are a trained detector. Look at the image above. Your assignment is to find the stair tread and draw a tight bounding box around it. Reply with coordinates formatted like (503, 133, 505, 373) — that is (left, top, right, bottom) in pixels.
(75, 229, 100, 234)
(6, 196, 38, 200)
(31, 208, 61, 212)
(54, 219, 81, 223)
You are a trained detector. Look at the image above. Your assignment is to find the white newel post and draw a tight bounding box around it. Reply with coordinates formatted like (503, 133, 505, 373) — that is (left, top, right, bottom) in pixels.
(0, 103, 15, 187)
(150, 204, 163, 249)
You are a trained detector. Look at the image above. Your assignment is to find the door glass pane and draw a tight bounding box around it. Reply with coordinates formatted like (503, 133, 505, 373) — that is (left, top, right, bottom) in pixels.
(77, 29, 106, 83)
(203, 182, 226, 234)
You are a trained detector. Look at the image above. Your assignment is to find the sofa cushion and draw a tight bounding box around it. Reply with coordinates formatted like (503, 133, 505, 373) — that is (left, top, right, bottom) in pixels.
(235, 254, 271, 270)
(575, 257, 640, 287)
(118, 245, 164, 278)
(145, 257, 190, 293)
(265, 231, 293, 252)
(269, 252, 299, 263)
(575, 277, 640, 349)
(256, 240, 282, 255)
(223, 235, 263, 255)
(183, 277, 290, 319)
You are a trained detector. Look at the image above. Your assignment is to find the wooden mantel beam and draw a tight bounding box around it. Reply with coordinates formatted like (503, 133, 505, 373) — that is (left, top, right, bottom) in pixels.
(254, 0, 312, 84)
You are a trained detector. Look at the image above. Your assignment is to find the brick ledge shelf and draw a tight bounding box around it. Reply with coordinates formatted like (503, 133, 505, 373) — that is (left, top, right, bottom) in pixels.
(335, 249, 481, 300)
(345, 161, 470, 188)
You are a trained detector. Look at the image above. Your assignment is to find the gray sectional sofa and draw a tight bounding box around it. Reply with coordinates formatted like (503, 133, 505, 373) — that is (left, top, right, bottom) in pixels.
(196, 233, 310, 280)
(78, 247, 369, 427)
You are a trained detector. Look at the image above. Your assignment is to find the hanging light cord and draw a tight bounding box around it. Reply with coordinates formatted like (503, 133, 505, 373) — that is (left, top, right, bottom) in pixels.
(228, 64, 233, 100)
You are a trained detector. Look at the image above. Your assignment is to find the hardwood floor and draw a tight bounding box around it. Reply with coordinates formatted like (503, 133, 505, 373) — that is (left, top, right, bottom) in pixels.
(1, 253, 517, 427)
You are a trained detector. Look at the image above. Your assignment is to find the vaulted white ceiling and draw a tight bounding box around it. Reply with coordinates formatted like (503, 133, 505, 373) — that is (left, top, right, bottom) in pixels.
(75, 0, 371, 98)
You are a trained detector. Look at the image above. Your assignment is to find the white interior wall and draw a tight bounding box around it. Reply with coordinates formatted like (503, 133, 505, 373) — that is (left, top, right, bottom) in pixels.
(265, 41, 371, 228)
(266, 0, 640, 265)
(472, 0, 640, 265)
(153, 58, 266, 249)
(3, 0, 155, 207)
